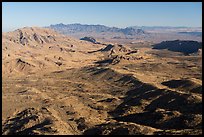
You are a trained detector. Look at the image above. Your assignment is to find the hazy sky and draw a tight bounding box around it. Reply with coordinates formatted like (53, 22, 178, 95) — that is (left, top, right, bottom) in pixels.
(2, 2, 202, 32)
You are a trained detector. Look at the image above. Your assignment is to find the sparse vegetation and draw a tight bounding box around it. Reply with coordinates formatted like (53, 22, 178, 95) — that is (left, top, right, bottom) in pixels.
(2, 27, 202, 135)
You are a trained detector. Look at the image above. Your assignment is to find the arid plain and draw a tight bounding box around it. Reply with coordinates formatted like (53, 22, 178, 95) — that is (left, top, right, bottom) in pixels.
(2, 27, 202, 135)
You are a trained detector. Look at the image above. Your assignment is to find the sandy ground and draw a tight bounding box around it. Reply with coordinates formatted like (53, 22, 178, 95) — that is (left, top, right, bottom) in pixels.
(2, 27, 202, 135)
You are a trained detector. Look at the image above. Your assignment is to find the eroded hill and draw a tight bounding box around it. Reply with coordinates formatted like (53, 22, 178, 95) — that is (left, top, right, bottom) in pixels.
(2, 27, 202, 135)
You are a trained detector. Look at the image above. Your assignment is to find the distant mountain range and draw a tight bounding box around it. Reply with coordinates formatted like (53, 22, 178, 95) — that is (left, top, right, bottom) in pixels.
(46, 23, 202, 43)
(178, 32, 202, 37)
(47, 23, 146, 36)
(130, 26, 202, 30)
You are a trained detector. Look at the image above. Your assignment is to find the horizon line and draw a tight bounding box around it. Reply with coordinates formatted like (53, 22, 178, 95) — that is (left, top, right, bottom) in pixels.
(3, 23, 202, 33)
(49, 23, 202, 28)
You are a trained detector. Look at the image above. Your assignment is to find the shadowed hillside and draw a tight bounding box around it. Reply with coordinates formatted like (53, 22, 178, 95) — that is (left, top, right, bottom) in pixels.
(152, 40, 202, 55)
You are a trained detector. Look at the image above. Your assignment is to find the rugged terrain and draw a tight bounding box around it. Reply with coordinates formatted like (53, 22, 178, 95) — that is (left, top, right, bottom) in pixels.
(2, 27, 202, 135)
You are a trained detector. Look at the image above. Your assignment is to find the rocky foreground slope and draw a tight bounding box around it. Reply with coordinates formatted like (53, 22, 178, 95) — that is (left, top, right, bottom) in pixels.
(2, 27, 202, 135)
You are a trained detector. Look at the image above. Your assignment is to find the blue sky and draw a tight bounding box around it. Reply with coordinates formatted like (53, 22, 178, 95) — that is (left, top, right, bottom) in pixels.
(2, 2, 202, 32)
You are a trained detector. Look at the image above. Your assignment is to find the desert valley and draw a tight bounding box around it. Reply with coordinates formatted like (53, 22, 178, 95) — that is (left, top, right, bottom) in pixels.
(2, 24, 202, 135)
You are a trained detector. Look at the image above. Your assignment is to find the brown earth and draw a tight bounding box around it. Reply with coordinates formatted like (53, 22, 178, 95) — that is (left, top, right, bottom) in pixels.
(2, 27, 202, 135)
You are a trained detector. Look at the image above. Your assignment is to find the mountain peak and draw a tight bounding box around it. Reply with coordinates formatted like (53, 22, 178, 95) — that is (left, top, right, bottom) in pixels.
(3, 27, 61, 46)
